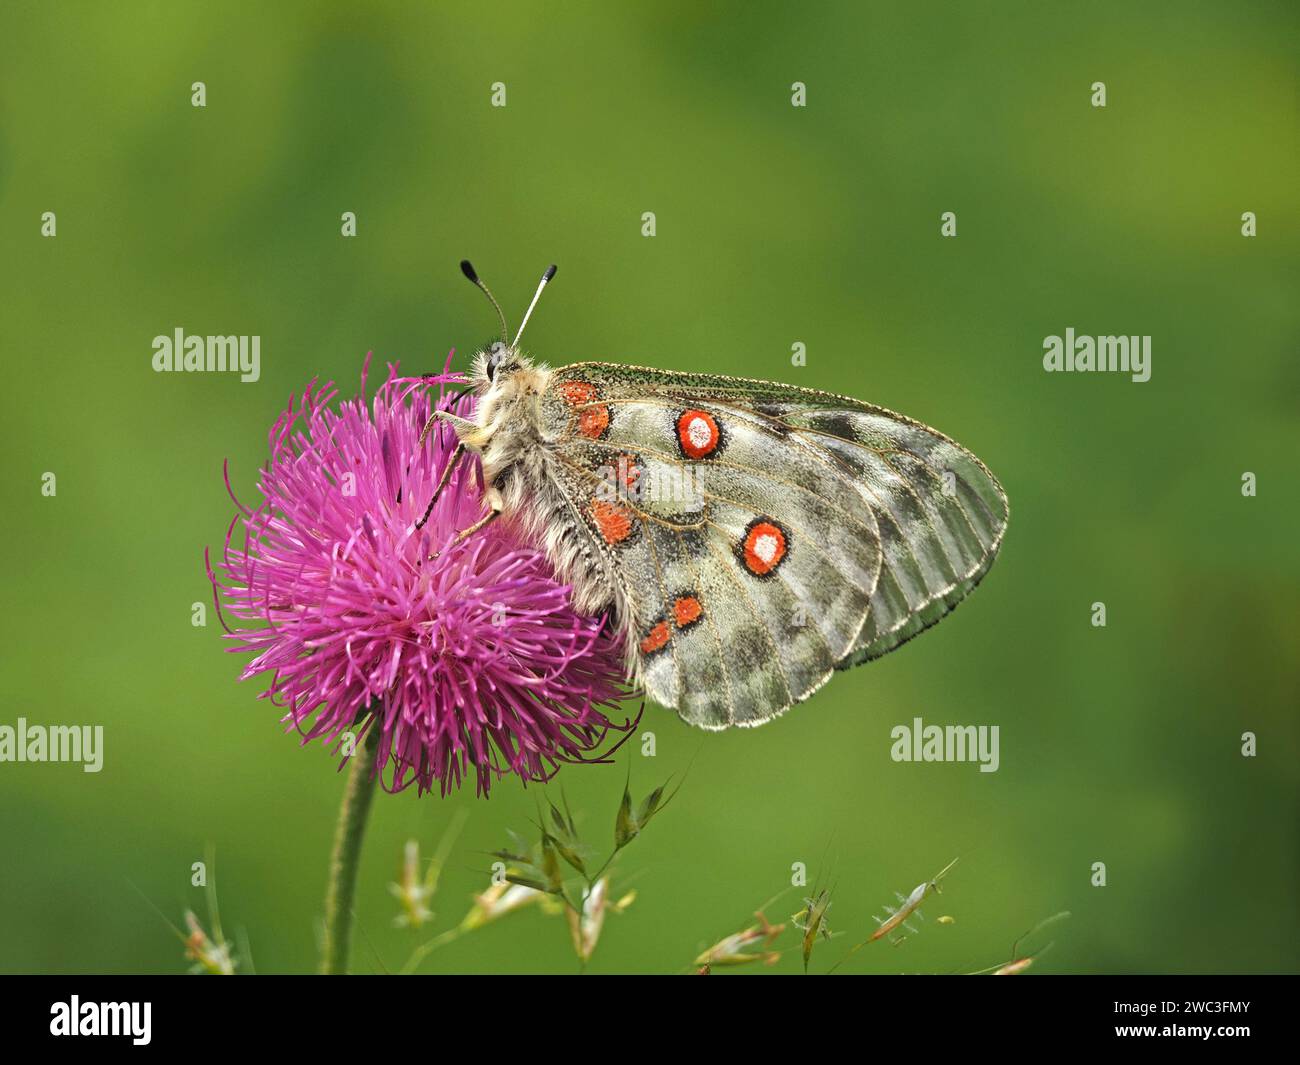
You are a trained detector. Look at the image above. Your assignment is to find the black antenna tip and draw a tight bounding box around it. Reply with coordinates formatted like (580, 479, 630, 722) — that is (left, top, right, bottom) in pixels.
(460, 259, 479, 283)
(543, 264, 557, 282)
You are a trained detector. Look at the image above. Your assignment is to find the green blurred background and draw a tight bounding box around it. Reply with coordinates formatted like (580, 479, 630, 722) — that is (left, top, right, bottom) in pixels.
(1, 1, 1296, 975)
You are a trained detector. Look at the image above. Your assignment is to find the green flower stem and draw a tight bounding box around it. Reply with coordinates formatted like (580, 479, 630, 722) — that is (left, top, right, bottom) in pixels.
(319, 723, 382, 975)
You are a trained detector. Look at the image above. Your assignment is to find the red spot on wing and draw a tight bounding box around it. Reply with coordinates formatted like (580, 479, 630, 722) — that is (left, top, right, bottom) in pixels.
(673, 595, 703, 629)
(556, 380, 609, 439)
(676, 409, 720, 459)
(558, 380, 598, 405)
(639, 620, 671, 655)
(742, 520, 787, 576)
(589, 499, 634, 544)
(579, 405, 610, 439)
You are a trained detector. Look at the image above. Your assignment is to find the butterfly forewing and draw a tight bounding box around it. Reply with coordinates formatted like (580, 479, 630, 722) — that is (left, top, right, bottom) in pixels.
(539, 362, 1008, 729)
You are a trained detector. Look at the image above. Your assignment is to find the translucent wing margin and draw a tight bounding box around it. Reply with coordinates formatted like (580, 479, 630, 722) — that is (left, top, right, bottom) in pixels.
(763, 405, 1007, 666)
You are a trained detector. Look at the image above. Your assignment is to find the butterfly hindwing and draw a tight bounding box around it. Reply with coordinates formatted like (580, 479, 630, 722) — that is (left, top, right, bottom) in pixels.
(539, 362, 1007, 729)
(773, 407, 1006, 664)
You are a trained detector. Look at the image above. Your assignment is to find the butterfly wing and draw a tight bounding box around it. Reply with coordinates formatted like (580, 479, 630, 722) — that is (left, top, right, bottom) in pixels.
(542, 395, 882, 728)
(750, 401, 1007, 667)
(538, 363, 1008, 729)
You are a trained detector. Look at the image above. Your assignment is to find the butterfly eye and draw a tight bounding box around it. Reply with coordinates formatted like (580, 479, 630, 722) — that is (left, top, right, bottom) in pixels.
(486, 347, 517, 382)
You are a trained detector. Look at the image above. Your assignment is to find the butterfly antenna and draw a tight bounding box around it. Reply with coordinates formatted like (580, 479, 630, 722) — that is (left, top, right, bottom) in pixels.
(512, 264, 557, 348)
(460, 259, 509, 343)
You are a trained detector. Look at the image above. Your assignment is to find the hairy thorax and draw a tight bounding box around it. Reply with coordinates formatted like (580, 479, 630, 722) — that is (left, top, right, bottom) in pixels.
(471, 362, 551, 493)
(467, 354, 629, 653)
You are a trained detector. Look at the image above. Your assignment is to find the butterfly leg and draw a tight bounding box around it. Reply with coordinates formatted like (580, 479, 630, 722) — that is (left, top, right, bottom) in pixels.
(419, 409, 477, 447)
(427, 506, 500, 560)
(449, 508, 500, 545)
(414, 443, 464, 531)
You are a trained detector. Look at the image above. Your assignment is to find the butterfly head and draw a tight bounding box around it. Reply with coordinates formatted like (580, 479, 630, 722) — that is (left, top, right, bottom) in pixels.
(455, 338, 548, 467)
(470, 342, 532, 391)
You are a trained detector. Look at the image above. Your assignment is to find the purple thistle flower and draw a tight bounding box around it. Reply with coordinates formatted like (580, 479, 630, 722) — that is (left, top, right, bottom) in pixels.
(207, 353, 632, 797)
